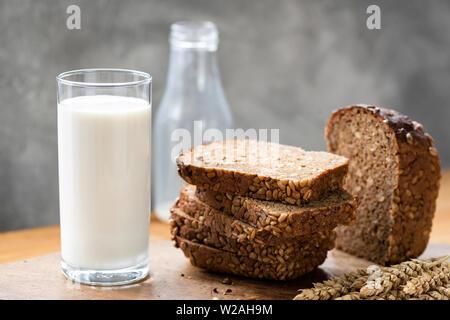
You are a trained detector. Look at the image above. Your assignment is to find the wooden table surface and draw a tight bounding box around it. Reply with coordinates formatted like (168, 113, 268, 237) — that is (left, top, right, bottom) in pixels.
(1, 242, 448, 300)
(1, 171, 450, 264)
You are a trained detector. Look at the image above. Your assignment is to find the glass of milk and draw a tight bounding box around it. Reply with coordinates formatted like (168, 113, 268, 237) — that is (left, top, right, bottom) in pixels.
(56, 69, 151, 286)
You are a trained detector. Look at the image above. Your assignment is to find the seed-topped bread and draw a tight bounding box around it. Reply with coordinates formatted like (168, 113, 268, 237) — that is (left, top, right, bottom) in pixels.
(195, 187, 357, 237)
(170, 206, 336, 265)
(175, 184, 354, 243)
(177, 139, 349, 204)
(174, 236, 329, 280)
(325, 105, 441, 265)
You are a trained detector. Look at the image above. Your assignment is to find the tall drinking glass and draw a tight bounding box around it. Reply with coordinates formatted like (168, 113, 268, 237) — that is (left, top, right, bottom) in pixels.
(56, 69, 151, 286)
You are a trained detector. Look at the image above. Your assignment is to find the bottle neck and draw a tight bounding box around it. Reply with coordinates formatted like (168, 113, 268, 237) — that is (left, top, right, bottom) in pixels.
(165, 46, 220, 93)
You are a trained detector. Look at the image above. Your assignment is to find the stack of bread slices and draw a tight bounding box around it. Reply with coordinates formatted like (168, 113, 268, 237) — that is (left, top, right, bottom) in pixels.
(170, 139, 358, 280)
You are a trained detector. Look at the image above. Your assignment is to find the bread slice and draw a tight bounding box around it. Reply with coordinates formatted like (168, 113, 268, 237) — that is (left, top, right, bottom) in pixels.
(174, 236, 329, 280)
(174, 184, 348, 243)
(195, 187, 357, 237)
(170, 206, 336, 265)
(177, 139, 349, 204)
(325, 105, 441, 265)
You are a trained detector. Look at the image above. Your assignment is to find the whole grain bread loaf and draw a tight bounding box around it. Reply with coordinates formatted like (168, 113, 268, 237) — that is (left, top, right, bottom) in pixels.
(325, 105, 441, 265)
(195, 187, 357, 237)
(170, 206, 336, 265)
(177, 139, 349, 204)
(174, 236, 329, 280)
(174, 184, 349, 243)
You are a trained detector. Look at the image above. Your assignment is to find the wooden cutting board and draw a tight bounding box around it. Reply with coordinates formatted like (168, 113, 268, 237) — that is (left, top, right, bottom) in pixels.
(0, 241, 448, 300)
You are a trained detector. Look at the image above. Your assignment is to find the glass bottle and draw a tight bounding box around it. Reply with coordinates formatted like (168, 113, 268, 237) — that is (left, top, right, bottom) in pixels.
(152, 21, 233, 221)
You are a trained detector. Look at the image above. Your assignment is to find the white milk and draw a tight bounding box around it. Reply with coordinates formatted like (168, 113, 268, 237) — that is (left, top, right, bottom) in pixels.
(58, 95, 151, 270)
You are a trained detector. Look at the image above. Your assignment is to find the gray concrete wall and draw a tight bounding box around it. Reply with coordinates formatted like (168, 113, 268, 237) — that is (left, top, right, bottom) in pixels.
(1, 0, 449, 231)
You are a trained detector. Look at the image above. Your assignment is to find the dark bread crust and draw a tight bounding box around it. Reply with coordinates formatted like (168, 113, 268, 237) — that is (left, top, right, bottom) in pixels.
(170, 206, 336, 265)
(174, 236, 329, 280)
(177, 139, 349, 204)
(195, 187, 357, 237)
(174, 184, 348, 244)
(325, 105, 441, 265)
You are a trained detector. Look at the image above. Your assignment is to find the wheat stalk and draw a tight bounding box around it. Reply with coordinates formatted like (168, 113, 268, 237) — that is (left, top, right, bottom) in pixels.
(293, 255, 450, 300)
